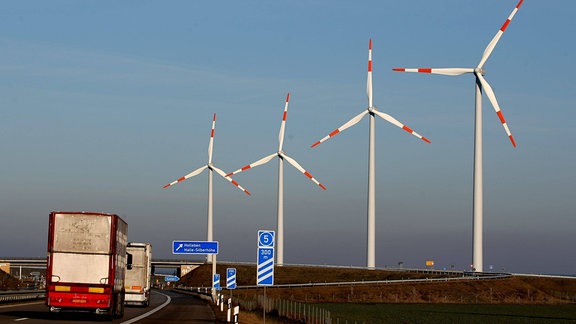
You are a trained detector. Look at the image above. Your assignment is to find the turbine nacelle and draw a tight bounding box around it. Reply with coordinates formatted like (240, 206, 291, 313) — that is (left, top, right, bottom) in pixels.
(162, 113, 251, 195)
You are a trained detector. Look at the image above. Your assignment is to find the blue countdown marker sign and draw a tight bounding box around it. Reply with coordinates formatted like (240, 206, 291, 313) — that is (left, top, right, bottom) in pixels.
(257, 230, 275, 286)
(227, 268, 237, 289)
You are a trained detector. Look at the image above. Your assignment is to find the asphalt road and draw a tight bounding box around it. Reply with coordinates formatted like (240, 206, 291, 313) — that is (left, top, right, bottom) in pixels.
(0, 289, 215, 323)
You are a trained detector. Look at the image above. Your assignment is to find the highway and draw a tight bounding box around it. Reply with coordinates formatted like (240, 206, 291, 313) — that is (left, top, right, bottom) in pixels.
(0, 290, 215, 324)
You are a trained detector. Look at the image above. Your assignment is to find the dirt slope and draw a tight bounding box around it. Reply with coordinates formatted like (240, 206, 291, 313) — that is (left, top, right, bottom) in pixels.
(178, 263, 576, 304)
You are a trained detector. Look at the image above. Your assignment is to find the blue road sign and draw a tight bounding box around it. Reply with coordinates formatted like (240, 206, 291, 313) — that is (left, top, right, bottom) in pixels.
(257, 247, 274, 286)
(258, 230, 275, 247)
(164, 275, 179, 282)
(226, 268, 237, 289)
(172, 241, 218, 255)
(213, 274, 221, 290)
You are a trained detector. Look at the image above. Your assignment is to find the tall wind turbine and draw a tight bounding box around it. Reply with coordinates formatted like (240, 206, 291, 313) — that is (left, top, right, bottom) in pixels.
(393, 0, 523, 272)
(311, 39, 431, 269)
(226, 93, 326, 266)
(163, 113, 250, 260)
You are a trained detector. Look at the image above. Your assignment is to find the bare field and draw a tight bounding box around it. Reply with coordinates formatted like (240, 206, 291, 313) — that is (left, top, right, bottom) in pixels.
(180, 263, 576, 305)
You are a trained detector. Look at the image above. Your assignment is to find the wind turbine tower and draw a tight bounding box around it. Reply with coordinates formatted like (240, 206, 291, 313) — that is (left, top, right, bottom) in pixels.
(163, 113, 251, 261)
(227, 93, 326, 266)
(312, 39, 430, 269)
(393, 0, 523, 272)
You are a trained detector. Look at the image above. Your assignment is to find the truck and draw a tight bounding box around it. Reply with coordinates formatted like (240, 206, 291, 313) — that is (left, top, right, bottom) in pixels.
(125, 242, 152, 306)
(46, 211, 128, 318)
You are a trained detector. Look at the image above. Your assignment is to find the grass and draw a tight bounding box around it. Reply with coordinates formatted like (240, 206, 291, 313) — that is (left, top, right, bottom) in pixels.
(181, 263, 576, 322)
(319, 303, 576, 323)
(182, 263, 576, 304)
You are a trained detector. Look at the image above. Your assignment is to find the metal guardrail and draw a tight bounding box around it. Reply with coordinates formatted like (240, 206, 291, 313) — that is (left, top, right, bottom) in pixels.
(177, 271, 513, 292)
(0, 258, 206, 268)
(0, 290, 45, 303)
(512, 273, 576, 280)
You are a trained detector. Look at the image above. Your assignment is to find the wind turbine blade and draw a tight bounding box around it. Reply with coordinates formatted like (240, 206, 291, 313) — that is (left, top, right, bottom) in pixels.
(392, 67, 474, 76)
(212, 166, 251, 195)
(476, 73, 516, 147)
(278, 93, 290, 151)
(372, 109, 431, 143)
(163, 165, 208, 188)
(207, 113, 216, 164)
(311, 110, 369, 148)
(478, 0, 524, 69)
(225, 152, 278, 177)
(367, 39, 373, 107)
(281, 153, 327, 190)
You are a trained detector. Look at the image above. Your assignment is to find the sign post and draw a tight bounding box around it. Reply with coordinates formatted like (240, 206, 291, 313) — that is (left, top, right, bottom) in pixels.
(257, 230, 274, 324)
(172, 240, 219, 298)
(226, 267, 236, 322)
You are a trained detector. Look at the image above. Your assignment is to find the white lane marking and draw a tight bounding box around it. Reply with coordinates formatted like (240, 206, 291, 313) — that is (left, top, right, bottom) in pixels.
(14, 318, 28, 321)
(121, 291, 171, 324)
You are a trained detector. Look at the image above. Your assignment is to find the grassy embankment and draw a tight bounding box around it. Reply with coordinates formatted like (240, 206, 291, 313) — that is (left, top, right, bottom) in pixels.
(182, 263, 576, 322)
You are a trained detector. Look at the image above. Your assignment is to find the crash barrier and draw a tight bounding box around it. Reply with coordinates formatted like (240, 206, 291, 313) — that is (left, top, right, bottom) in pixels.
(0, 290, 45, 303)
(175, 270, 513, 323)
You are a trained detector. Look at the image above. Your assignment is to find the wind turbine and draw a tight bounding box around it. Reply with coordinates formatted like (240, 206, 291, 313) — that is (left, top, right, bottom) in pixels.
(393, 0, 523, 272)
(163, 113, 250, 261)
(311, 39, 431, 269)
(226, 93, 326, 266)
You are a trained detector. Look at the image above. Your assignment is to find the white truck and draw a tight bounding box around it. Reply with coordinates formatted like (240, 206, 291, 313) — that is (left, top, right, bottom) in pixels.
(46, 211, 128, 318)
(125, 242, 152, 306)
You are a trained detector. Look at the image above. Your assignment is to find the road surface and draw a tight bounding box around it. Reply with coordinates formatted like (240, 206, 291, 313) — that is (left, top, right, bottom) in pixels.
(0, 289, 215, 323)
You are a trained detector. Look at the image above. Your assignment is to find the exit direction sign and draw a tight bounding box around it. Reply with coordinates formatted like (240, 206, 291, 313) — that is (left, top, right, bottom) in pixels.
(257, 230, 275, 286)
(226, 268, 237, 289)
(164, 275, 179, 282)
(172, 241, 218, 255)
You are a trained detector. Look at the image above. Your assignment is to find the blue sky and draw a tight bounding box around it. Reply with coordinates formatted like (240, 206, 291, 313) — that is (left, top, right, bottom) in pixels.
(1, 1, 574, 275)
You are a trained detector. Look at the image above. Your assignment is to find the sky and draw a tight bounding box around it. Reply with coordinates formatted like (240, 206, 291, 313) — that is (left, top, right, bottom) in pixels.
(1, 1, 575, 275)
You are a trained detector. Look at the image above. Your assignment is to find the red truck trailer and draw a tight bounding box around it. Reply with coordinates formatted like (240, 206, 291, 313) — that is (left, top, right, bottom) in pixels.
(46, 211, 128, 318)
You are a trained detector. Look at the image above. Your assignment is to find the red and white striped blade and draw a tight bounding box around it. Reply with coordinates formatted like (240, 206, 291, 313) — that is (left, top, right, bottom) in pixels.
(225, 152, 278, 177)
(163, 165, 208, 188)
(281, 153, 327, 190)
(212, 166, 251, 195)
(476, 73, 516, 147)
(367, 39, 373, 108)
(392, 67, 473, 76)
(311, 110, 369, 148)
(207, 113, 216, 164)
(278, 93, 290, 151)
(372, 109, 431, 143)
(478, 0, 524, 69)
